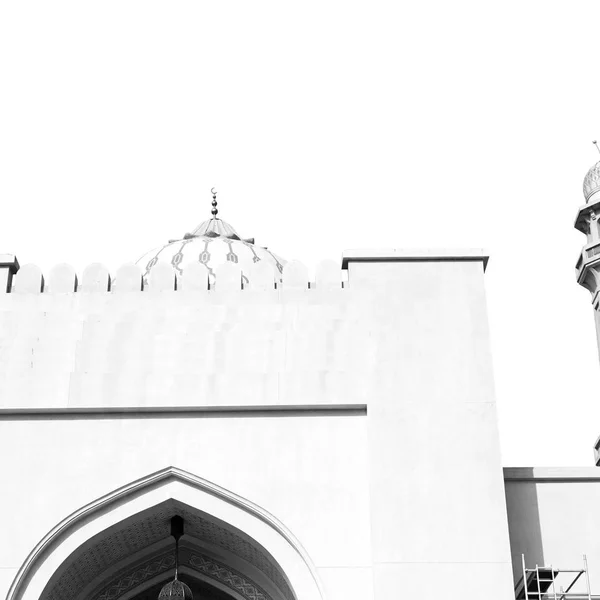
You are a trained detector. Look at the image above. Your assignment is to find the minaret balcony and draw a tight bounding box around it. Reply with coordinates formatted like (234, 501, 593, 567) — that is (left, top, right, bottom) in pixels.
(576, 243, 600, 297)
(575, 197, 600, 235)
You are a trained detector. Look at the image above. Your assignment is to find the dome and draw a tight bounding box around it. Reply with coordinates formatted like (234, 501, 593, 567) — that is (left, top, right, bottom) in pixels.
(584, 161, 600, 202)
(136, 214, 285, 287)
(158, 577, 193, 600)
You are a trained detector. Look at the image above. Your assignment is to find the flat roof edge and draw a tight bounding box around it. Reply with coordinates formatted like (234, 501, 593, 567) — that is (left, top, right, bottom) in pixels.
(504, 466, 600, 482)
(342, 248, 489, 271)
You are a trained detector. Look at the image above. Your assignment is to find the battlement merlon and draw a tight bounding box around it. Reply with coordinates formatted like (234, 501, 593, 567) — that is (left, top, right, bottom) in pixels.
(0, 254, 20, 292)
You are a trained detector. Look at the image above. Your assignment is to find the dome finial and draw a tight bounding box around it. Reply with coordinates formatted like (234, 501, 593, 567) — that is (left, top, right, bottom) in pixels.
(593, 141, 600, 156)
(211, 187, 218, 219)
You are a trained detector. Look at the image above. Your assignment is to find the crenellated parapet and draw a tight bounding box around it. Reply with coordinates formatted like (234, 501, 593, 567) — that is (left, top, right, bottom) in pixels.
(3, 259, 347, 294)
(0, 254, 367, 414)
(0, 249, 491, 415)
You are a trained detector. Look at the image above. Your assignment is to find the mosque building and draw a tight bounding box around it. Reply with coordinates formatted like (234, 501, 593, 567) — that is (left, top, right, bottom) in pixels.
(2, 164, 600, 600)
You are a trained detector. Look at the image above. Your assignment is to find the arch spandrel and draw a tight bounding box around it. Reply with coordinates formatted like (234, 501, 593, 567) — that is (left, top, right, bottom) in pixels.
(7, 467, 324, 600)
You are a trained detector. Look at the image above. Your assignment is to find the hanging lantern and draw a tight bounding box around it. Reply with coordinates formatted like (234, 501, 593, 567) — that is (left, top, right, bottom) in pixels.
(158, 516, 193, 600)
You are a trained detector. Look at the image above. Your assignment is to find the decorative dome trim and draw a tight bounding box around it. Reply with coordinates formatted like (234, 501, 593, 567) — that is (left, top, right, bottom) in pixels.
(187, 218, 241, 240)
(137, 235, 285, 287)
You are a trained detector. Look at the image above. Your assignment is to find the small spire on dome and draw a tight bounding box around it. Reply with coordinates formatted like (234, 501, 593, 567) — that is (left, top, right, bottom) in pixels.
(211, 187, 218, 219)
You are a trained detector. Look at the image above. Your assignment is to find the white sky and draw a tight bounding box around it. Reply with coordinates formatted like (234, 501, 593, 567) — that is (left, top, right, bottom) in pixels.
(0, 1, 598, 467)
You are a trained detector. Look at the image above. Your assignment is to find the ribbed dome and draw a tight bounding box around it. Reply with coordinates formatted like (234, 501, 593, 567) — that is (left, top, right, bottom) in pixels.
(584, 161, 600, 202)
(158, 578, 193, 600)
(136, 216, 285, 286)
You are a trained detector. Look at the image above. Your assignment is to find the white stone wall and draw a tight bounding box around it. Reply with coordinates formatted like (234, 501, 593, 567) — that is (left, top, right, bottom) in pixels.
(0, 251, 513, 600)
(344, 253, 514, 600)
(0, 415, 372, 600)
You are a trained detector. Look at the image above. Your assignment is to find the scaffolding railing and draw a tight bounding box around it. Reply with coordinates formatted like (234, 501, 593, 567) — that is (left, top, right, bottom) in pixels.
(516, 555, 595, 600)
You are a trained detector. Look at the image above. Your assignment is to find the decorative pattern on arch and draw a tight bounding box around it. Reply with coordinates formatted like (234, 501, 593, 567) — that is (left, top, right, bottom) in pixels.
(94, 550, 272, 600)
(187, 554, 269, 600)
(6, 467, 325, 600)
(46, 501, 286, 600)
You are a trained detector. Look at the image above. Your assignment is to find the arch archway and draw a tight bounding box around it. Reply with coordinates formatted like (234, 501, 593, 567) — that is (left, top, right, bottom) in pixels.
(7, 467, 324, 600)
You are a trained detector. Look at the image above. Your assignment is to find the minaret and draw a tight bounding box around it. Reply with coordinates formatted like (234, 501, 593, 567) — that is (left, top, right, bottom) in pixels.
(575, 148, 600, 323)
(575, 146, 600, 464)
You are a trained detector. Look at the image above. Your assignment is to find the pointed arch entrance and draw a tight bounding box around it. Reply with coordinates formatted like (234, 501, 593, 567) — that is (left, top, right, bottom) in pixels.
(7, 467, 324, 600)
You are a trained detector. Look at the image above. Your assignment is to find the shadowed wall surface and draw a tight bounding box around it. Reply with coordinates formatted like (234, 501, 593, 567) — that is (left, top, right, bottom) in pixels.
(131, 577, 233, 600)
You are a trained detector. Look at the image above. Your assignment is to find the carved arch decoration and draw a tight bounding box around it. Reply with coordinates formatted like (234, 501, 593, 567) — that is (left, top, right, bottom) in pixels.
(6, 467, 325, 600)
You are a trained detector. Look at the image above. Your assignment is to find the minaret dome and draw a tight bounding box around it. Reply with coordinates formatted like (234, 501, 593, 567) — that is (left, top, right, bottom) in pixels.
(583, 161, 600, 203)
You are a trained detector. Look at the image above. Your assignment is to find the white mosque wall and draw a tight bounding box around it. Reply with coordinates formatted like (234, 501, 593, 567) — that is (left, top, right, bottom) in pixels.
(0, 415, 371, 600)
(0, 251, 515, 600)
(344, 252, 515, 600)
(6, 258, 346, 294)
(0, 261, 363, 412)
(504, 468, 600, 590)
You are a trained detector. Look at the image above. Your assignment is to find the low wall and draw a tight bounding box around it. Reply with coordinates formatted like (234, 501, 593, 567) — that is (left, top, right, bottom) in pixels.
(504, 467, 600, 592)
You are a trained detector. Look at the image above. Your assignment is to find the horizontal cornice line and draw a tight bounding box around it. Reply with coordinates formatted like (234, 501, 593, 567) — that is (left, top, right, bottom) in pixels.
(0, 404, 367, 419)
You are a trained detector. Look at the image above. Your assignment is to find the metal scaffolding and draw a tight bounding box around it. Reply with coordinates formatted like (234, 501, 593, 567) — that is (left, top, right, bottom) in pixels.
(516, 555, 594, 600)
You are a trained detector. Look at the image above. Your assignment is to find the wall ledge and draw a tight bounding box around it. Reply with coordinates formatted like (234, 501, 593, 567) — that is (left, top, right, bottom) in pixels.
(504, 466, 600, 482)
(0, 404, 367, 418)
